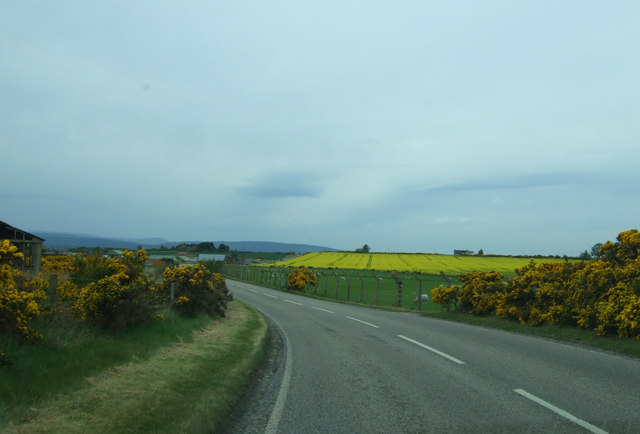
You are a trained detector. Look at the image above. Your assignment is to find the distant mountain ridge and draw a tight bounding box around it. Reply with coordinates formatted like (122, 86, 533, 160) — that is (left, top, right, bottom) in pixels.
(32, 231, 336, 253)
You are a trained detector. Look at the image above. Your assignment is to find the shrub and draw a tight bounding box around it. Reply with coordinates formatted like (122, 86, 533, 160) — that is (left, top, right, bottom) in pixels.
(287, 267, 317, 291)
(156, 265, 231, 317)
(41, 255, 76, 275)
(0, 240, 47, 341)
(70, 255, 127, 287)
(71, 273, 156, 332)
(458, 271, 505, 315)
(431, 285, 460, 312)
(70, 249, 157, 332)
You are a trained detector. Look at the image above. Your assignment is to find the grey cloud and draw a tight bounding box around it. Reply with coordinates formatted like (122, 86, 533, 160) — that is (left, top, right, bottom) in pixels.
(415, 172, 607, 193)
(239, 173, 323, 199)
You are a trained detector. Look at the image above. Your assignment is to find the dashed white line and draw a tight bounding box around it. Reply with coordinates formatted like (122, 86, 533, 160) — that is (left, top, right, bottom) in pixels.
(312, 306, 335, 314)
(513, 389, 608, 434)
(262, 293, 278, 299)
(397, 335, 465, 365)
(346, 316, 380, 328)
(284, 299, 303, 306)
(246, 288, 259, 293)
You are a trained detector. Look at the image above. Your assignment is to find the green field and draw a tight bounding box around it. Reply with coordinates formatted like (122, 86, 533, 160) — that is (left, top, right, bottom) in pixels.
(267, 251, 567, 275)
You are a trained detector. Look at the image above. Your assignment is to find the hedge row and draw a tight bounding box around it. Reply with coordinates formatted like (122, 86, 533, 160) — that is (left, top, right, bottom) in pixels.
(432, 230, 640, 339)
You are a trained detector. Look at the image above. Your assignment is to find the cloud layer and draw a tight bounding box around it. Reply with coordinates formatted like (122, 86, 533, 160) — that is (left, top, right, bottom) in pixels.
(2, 1, 639, 255)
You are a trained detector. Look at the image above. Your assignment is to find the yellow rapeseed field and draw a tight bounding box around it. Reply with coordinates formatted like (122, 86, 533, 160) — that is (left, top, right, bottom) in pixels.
(270, 252, 568, 275)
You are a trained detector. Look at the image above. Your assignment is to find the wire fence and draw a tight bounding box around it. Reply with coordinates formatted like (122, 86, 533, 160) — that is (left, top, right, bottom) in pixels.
(222, 264, 457, 311)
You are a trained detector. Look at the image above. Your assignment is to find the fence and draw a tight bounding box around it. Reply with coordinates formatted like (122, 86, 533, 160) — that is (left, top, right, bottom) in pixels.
(222, 264, 457, 311)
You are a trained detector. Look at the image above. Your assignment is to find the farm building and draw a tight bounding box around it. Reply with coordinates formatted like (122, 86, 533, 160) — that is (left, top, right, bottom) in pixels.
(198, 253, 226, 262)
(0, 220, 44, 275)
(453, 249, 474, 256)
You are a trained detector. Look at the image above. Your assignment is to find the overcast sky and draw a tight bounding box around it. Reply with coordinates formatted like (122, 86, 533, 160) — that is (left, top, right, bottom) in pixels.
(2, 1, 639, 255)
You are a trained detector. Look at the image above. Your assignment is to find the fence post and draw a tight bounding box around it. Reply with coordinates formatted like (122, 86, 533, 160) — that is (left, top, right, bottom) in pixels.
(333, 271, 339, 299)
(48, 274, 58, 304)
(170, 281, 176, 303)
(413, 273, 423, 311)
(393, 272, 403, 307)
(357, 272, 364, 302)
(314, 272, 320, 294)
(346, 271, 351, 301)
(324, 273, 328, 296)
(372, 271, 380, 305)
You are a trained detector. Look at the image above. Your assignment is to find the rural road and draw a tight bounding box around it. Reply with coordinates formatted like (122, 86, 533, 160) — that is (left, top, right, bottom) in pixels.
(223, 280, 640, 433)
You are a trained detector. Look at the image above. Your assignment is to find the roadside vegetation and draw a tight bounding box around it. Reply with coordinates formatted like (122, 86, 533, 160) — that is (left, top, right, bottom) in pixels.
(431, 230, 640, 340)
(0, 243, 267, 432)
(226, 230, 640, 358)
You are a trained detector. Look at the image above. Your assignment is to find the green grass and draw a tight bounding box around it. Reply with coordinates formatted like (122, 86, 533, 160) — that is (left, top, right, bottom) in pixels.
(424, 310, 640, 359)
(1, 301, 268, 433)
(233, 266, 455, 310)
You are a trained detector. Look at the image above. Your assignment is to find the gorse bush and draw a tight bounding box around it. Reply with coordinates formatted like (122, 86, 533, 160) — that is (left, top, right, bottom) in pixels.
(41, 255, 76, 275)
(458, 271, 505, 315)
(287, 267, 317, 291)
(156, 265, 231, 317)
(431, 230, 640, 339)
(71, 249, 157, 331)
(70, 254, 127, 287)
(0, 240, 46, 342)
(431, 285, 459, 312)
(2, 245, 233, 367)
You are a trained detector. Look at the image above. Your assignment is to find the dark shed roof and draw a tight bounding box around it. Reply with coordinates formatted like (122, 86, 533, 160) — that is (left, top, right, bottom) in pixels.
(0, 220, 45, 242)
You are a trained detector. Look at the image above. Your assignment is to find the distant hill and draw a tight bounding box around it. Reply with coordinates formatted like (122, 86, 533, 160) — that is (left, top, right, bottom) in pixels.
(211, 241, 337, 254)
(33, 231, 336, 254)
(33, 232, 170, 250)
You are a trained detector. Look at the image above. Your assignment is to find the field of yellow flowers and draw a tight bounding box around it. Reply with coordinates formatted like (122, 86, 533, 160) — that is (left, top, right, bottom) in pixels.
(271, 251, 567, 275)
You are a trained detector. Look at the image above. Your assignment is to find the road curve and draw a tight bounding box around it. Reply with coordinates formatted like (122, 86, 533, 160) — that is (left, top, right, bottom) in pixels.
(226, 280, 640, 433)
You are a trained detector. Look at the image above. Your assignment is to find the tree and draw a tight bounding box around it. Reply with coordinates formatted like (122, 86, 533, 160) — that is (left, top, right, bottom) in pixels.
(197, 242, 215, 251)
(217, 243, 230, 252)
(355, 244, 370, 253)
(578, 250, 591, 260)
(591, 243, 603, 258)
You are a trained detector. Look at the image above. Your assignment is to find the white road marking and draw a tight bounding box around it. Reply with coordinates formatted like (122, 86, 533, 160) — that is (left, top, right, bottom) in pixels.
(514, 389, 608, 434)
(312, 306, 335, 314)
(262, 293, 278, 299)
(246, 288, 259, 293)
(284, 299, 303, 306)
(265, 320, 293, 434)
(346, 316, 380, 328)
(397, 335, 465, 365)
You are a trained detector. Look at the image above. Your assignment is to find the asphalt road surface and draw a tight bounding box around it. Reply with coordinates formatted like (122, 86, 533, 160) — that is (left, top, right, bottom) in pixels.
(224, 279, 640, 433)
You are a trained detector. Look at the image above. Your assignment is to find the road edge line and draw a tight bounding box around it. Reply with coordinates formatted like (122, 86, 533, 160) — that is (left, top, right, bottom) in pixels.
(264, 319, 293, 434)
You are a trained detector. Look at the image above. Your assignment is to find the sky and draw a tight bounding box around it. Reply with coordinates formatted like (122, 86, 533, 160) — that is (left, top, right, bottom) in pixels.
(1, 1, 639, 256)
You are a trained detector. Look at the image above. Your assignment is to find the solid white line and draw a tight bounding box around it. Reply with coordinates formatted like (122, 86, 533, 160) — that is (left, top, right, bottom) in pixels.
(284, 299, 303, 306)
(346, 316, 380, 328)
(514, 389, 608, 434)
(262, 293, 278, 299)
(312, 306, 335, 314)
(397, 335, 465, 365)
(265, 322, 293, 434)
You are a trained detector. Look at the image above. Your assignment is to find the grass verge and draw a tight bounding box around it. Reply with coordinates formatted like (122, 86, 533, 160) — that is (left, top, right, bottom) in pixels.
(423, 311, 640, 358)
(1, 300, 268, 433)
